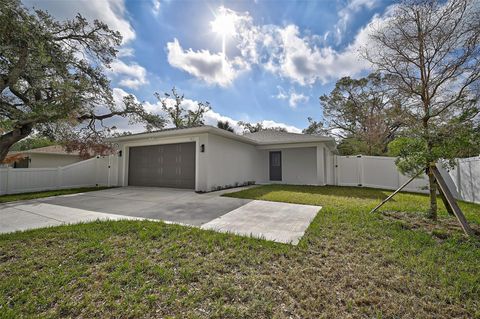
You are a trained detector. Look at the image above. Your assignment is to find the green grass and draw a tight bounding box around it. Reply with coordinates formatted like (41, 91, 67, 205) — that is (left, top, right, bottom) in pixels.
(0, 187, 112, 203)
(1, 185, 479, 318)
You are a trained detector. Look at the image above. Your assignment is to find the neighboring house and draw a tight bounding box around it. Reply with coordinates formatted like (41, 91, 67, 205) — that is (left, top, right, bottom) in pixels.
(2, 145, 85, 168)
(109, 126, 337, 192)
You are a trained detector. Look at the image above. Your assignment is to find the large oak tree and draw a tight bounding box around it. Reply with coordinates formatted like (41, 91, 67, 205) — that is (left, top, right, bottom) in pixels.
(0, 0, 164, 161)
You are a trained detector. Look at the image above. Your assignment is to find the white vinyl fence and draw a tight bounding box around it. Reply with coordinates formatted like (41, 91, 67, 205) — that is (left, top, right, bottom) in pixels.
(0, 155, 118, 195)
(1, 152, 478, 205)
(335, 155, 480, 204)
(447, 157, 480, 204)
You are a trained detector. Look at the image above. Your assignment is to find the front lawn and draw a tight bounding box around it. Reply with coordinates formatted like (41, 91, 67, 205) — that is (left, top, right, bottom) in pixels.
(1, 185, 479, 318)
(0, 187, 112, 203)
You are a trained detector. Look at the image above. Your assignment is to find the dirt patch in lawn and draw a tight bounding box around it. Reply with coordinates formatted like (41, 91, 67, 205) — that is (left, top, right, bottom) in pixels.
(381, 211, 480, 240)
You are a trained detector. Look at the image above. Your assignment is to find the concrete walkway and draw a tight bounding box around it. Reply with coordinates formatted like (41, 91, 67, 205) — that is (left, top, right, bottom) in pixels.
(201, 200, 321, 244)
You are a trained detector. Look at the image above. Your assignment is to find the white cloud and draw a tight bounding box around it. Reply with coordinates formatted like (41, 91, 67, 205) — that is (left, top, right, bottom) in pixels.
(200, 110, 302, 134)
(112, 87, 130, 104)
(334, 0, 378, 44)
(288, 92, 309, 108)
(117, 47, 135, 57)
(168, 6, 375, 87)
(229, 6, 373, 84)
(111, 90, 302, 133)
(24, 0, 135, 44)
(152, 0, 161, 15)
(109, 60, 148, 89)
(274, 87, 289, 100)
(259, 24, 370, 85)
(274, 87, 309, 108)
(166, 39, 247, 87)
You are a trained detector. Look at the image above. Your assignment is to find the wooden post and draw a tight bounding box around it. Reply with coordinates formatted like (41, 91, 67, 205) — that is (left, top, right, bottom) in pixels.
(370, 169, 423, 214)
(439, 191, 454, 216)
(430, 166, 474, 237)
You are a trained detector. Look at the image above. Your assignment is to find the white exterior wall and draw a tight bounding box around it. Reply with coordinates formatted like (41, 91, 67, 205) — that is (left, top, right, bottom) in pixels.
(28, 153, 83, 168)
(205, 134, 261, 191)
(113, 133, 335, 192)
(257, 147, 320, 185)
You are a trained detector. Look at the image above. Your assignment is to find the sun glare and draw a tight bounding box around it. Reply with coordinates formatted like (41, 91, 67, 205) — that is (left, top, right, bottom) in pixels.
(211, 9, 236, 37)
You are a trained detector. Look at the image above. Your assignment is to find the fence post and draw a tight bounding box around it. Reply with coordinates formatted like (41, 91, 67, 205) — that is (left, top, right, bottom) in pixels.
(469, 161, 475, 204)
(95, 156, 100, 186)
(6, 167, 12, 194)
(107, 155, 111, 187)
(455, 158, 461, 199)
(357, 155, 363, 186)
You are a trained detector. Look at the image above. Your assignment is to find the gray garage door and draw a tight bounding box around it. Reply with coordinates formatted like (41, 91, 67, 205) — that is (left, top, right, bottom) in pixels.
(128, 142, 195, 189)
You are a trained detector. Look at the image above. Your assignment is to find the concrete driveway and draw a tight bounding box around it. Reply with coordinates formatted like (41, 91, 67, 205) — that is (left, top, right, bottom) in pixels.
(37, 187, 251, 226)
(1, 187, 321, 244)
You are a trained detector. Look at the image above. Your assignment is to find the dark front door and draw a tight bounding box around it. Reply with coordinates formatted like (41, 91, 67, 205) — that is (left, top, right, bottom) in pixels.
(128, 142, 196, 189)
(269, 151, 282, 181)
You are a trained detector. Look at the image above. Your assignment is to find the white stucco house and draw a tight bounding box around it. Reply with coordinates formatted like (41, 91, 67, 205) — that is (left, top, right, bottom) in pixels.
(109, 126, 337, 192)
(2, 145, 85, 168)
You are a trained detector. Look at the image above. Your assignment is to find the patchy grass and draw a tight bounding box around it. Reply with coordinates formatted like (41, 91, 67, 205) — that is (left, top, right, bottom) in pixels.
(0, 187, 112, 203)
(1, 185, 479, 318)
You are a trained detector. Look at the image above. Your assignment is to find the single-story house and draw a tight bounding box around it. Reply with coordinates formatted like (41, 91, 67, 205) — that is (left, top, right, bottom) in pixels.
(2, 145, 85, 168)
(109, 126, 337, 192)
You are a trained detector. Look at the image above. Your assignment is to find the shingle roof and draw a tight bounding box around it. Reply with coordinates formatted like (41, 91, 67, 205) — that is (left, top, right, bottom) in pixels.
(244, 130, 333, 144)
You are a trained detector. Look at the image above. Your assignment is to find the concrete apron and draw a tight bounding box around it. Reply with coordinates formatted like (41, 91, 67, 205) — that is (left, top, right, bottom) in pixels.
(0, 201, 146, 234)
(201, 200, 321, 245)
(1, 198, 321, 245)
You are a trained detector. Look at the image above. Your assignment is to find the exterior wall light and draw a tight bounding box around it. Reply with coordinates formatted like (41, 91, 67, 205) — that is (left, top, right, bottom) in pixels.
(201, 144, 205, 152)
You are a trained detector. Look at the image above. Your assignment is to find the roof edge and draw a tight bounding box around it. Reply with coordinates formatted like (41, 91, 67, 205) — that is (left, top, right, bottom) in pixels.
(107, 126, 258, 144)
(107, 125, 337, 148)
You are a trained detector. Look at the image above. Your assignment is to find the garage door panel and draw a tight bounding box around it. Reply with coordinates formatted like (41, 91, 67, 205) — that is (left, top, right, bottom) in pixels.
(128, 142, 195, 189)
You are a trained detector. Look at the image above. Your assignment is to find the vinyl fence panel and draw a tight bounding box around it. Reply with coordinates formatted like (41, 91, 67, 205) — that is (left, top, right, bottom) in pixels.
(335, 155, 479, 204)
(0, 155, 119, 195)
(444, 157, 480, 204)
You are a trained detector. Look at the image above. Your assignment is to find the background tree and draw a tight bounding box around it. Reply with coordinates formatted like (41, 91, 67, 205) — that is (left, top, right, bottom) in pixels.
(320, 73, 405, 155)
(156, 87, 210, 128)
(9, 135, 55, 151)
(238, 121, 287, 133)
(0, 1, 164, 162)
(217, 120, 234, 132)
(366, 0, 480, 219)
(302, 117, 328, 135)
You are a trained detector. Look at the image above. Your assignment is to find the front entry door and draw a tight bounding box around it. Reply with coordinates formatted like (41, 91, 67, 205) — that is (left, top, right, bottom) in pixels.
(269, 151, 282, 181)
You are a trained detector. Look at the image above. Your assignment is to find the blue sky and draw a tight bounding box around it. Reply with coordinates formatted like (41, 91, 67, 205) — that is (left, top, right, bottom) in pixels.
(24, 0, 394, 133)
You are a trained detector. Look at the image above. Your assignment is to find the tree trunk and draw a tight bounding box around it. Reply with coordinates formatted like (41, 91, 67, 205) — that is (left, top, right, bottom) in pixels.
(427, 163, 438, 220)
(0, 124, 33, 162)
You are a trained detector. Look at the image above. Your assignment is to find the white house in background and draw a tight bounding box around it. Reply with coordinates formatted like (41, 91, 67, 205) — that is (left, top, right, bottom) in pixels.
(109, 126, 337, 192)
(2, 145, 85, 168)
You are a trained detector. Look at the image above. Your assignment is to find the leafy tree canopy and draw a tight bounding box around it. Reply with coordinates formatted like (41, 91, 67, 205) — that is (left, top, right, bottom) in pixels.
(238, 121, 287, 134)
(217, 120, 234, 132)
(9, 135, 55, 151)
(156, 87, 210, 129)
(302, 117, 328, 136)
(0, 0, 164, 161)
(320, 73, 406, 155)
